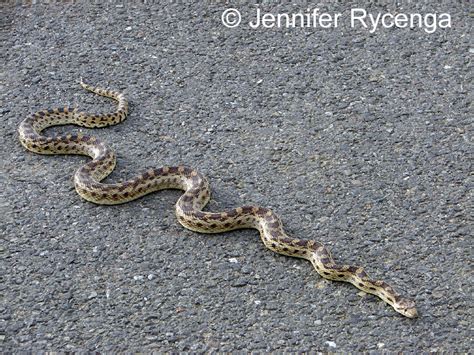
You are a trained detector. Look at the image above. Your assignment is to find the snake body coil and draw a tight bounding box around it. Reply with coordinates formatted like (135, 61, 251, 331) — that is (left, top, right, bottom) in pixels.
(18, 80, 417, 318)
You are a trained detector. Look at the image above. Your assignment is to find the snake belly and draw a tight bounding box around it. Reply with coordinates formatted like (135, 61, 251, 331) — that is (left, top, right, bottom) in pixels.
(17, 80, 418, 318)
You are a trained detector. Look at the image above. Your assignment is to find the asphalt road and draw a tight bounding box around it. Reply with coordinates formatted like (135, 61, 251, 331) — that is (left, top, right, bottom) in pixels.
(1, 2, 472, 352)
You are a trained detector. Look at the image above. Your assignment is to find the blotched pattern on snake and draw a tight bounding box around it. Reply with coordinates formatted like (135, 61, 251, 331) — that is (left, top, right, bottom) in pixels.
(18, 80, 417, 318)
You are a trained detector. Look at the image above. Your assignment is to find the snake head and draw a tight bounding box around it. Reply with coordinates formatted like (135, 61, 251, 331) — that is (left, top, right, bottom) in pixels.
(394, 299, 418, 318)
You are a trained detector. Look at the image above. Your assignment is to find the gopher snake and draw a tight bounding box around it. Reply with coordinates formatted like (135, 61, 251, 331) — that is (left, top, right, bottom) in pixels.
(18, 80, 417, 318)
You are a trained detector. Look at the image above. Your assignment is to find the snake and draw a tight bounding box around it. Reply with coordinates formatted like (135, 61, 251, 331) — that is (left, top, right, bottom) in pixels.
(18, 80, 418, 318)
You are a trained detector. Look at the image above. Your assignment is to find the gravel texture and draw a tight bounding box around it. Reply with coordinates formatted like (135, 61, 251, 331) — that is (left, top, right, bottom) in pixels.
(1, 2, 472, 352)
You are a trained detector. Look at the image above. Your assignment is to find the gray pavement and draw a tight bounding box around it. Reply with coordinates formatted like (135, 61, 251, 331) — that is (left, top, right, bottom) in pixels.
(1, 2, 472, 352)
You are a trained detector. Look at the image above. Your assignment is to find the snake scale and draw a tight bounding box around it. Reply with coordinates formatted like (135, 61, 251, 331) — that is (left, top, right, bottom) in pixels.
(18, 80, 417, 318)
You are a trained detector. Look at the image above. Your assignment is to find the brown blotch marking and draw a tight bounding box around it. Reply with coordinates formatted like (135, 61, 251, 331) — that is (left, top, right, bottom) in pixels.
(123, 181, 132, 187)
(322, 271, 330, 275)
(347, 266, 359, 273)
(296, 240, 308, 247)
(386, 297, 394, 304)
(319, 257, 330, 265)
(309, 242, 322, 250)
(179, 203, 193, 212)
(209, 213, 222, 220)
(210, 223, 217, 228)
(266, 220, 280, 229)
(223, 223, 231, 228)
(181, 166, 192, 175)
(196, 222, 203, 228)
(241, 206, 254, 214)
(255, 207, 268, 215)
(264, 214, 275, 223)
(368, 286, 377, 291)
(123, 192, 129, 198)
(193, 211, 206, 219)
(317, 248, 330, 258)
(226, 209, 238, 218)
(269, 230, 281, 239)
(180, 194, 193, 203)
(112, 194, 118, 200)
